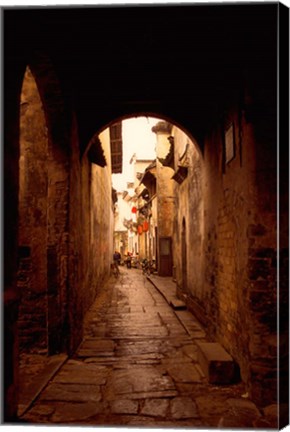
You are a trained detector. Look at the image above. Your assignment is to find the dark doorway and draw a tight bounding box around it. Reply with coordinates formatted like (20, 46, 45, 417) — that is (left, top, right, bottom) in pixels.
(158, 237, 172, 276)
(182, 218, 187, 291)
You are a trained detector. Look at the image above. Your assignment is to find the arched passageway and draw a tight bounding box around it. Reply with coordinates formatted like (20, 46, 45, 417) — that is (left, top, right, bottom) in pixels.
(18, 66, 51, 354)
(17, 60, 72, 357)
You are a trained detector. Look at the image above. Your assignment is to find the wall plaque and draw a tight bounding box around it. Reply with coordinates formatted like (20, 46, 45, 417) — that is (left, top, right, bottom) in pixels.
(225, 122, 235, 164)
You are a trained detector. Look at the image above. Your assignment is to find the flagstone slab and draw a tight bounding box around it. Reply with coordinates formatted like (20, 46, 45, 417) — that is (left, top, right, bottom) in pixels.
(175, 311, 207, 338)
(161, 355, 192, 368)
(77, 350, 114, 358)
(105, 307, 131, 314)
(53, 362, 109, 385)
(140, 398, 169, 417)
(166, 326, 189, 337)
(50, 401, 105, 423)
(195, 394, 230, 419)
(129, 306, 146, 313)
(166, 362, 203, 383)
(116, 340, 164, 355)
(133, 359, 162, 366)
(170, 397, 199, 419)
(105, 366, 176, 400)
(129, 390, 178, 399)
(79, 339, 115, 351)
(84, 357, 118, 364)
(182, 344, 198, 360)
(108, 314, 162, 324)
(108, 321, 161, 330)
(107, 326, 169, 338)
(144, 306, 176, 315)
(32, 404, 56, 416)
(110, 399, 139, 414)
(21, 403, 55, 422)
(40, 383, 102, 402)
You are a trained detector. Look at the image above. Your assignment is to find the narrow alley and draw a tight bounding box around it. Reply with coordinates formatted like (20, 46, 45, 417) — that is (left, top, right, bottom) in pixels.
(18, 269, 276, 428)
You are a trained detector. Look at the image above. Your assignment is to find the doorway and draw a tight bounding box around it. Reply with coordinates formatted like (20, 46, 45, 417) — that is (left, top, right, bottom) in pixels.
(181, 218, 187, 291)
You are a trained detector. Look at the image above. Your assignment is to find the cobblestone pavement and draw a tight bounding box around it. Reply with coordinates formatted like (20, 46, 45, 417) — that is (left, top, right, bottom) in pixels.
(19, 268, 280, 428)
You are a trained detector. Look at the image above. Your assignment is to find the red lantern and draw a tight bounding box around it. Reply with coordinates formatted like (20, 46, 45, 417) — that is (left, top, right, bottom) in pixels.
(142, 220, 149, 232)
(137, 225, 143, 235)
(131, 206, 137, 213)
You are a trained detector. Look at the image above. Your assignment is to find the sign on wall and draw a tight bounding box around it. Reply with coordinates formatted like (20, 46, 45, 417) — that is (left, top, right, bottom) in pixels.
(225, 122, 235, 164)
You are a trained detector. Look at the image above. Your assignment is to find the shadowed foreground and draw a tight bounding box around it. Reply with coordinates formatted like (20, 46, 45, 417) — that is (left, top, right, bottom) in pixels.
(19, 269, 279, 428)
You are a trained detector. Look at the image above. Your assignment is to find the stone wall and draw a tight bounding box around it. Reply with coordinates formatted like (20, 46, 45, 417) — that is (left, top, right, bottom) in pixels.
(18, 67, 49, 352)
(171, 81, 280, 406)
(202, 106, 252, 384)
(172, 127, 204, 304)
(17, 66, 115, 358)
(17, 65, 71, 355)
(153, 122, 175, 276)
(89, 129, 114, 308)
(67, 127, 114, 354)
(242, 70, 281, 404)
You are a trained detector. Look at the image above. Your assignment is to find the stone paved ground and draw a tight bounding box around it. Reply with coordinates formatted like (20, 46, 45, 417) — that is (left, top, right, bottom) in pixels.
(19, 268, 280, 428)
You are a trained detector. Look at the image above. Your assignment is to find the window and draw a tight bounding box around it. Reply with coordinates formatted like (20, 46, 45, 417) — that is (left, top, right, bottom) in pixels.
(110, 122, 123, 173)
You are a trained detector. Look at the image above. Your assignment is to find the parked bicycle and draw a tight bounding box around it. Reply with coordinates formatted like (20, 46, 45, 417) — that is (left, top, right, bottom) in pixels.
(141, 259, 155, 276)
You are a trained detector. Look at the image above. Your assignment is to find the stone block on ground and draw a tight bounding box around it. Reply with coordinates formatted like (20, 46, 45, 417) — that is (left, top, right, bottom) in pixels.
(170, 299, 186, 310)
(196, 342, 235, 384)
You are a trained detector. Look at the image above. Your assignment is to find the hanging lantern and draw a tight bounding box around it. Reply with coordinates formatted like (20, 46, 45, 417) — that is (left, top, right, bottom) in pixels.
(137, 225, 143, 235)
(142, 220, 149, 232)
(131, 206, 137, 213)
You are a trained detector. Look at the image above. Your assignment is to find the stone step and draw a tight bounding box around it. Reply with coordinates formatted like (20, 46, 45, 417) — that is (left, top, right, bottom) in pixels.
(170, 299, 187, 310)
(196, 342, 235, 384)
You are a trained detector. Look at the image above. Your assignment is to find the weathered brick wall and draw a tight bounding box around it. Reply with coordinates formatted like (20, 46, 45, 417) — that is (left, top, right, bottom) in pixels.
(27, 54, 73, 355)
(89, 144, 114, 307)
(67, 126, 114, 354)
(46, 155, 70, 354)
(242, 73, 280, 404)
(18, 67, 49, 352)
(172, 81, 280, 406)
(172, 127, 204, 303)
(203, 114, 251, 382)
(18, 64, 71, 355)
(17, 64, 114, 359)
(154, 123, 175, 239)
(153, 123, 175, 276)
(201, 90, 279, 406)
(199, 106, 264, 397)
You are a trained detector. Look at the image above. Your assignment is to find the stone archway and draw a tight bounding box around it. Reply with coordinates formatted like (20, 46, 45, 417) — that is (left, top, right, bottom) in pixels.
(18, 66, 50, 354)
(94, 114, 204, 282)
(18, 58, 71, 356)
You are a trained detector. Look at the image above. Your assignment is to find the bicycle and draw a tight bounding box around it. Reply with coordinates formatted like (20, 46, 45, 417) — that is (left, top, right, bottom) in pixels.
(111, 262, 120, 278)
(141, 259, 155, 276)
